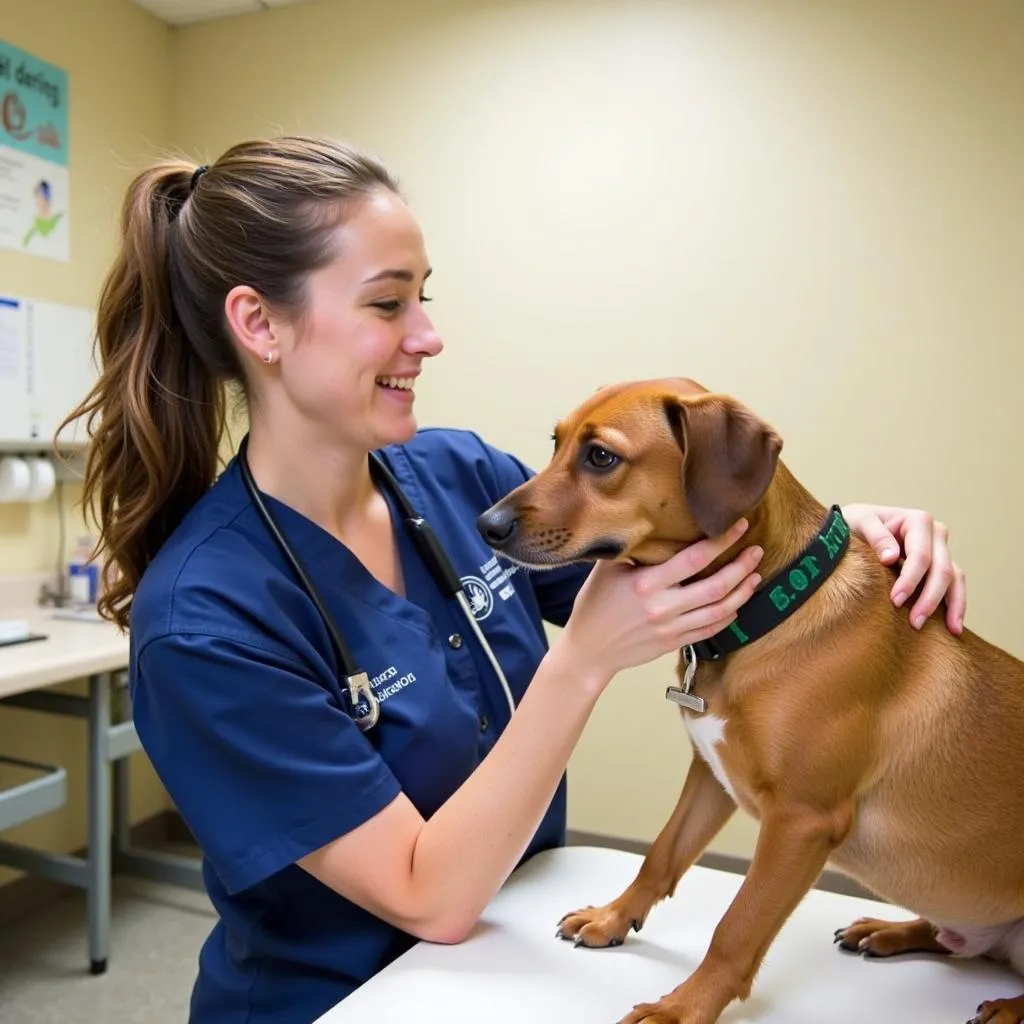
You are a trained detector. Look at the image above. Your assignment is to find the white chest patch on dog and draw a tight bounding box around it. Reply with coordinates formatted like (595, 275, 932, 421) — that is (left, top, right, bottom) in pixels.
(683, 713, 737, 802)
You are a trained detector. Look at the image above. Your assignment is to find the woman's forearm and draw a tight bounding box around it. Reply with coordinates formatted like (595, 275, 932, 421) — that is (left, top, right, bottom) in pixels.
(409, 639, 609, 941)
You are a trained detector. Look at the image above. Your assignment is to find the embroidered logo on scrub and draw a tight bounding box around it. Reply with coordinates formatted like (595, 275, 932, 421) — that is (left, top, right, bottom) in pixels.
(461, 576, 494, 620)
(370, 664, 418, 702)
(461, 555, 519, 621)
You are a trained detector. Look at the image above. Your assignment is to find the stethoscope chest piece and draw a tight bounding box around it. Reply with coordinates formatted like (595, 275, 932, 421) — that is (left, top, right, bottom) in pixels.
(344, 671, 380, 731)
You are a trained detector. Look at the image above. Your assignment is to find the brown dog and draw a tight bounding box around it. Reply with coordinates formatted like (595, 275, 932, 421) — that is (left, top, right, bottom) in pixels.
(475, 378, 1024, 1024)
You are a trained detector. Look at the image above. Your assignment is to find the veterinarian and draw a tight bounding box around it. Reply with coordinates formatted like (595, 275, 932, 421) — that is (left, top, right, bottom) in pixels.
(63, 135, 968, 1024)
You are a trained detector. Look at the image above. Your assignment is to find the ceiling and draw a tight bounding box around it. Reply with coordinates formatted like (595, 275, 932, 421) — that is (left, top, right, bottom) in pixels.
(131, 0, 314, 27)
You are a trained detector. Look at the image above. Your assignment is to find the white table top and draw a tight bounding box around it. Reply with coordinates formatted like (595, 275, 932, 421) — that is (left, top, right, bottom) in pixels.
(0, 604, 130, 698)
(316, 845, 1019, 1023)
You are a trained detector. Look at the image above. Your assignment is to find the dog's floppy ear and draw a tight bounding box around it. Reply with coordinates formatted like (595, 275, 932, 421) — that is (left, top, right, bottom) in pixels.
(663, 394, 782, 537)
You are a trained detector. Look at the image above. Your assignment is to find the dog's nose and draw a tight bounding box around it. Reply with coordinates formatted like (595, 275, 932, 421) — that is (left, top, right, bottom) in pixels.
(476, 506, 519, 548)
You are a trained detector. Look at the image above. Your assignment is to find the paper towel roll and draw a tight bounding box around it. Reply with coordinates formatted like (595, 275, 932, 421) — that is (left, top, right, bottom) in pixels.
(0, 457, 30, 502)
(26, 456, 56, 501)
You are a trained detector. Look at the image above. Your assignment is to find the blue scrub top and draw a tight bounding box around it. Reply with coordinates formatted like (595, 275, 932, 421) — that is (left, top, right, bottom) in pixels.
(128, 428, 591, 1024)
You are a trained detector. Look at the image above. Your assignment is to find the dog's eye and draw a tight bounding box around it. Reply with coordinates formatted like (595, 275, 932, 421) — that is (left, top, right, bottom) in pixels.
(585, 446, 619, 470)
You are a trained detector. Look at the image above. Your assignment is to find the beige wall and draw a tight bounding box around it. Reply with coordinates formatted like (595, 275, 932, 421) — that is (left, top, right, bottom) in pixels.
(0, 0, 174, 884)
(171, 0, 1023, 858)
(1, 0, 1021, 875)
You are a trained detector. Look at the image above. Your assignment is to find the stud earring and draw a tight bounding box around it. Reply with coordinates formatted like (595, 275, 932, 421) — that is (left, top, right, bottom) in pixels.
(263, 351, 275, 364)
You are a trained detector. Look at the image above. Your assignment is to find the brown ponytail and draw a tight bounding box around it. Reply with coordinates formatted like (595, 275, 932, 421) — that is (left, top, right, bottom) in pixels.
(58, 137, 399, 631)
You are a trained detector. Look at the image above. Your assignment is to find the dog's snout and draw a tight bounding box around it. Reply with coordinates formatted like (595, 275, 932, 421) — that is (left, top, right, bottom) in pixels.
(476, 506, 519, 549)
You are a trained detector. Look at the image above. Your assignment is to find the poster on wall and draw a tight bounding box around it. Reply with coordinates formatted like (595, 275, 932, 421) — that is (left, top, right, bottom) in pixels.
(0, 40, 69, 263)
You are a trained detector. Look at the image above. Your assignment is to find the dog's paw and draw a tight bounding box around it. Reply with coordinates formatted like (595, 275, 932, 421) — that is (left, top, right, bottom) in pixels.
(555, 903, 640, 949)
(967, 993, 1024, 1024)
(833, 916, 950, 958)
(618, 995, 700, 1024)
(619, 1003, 682, 1024)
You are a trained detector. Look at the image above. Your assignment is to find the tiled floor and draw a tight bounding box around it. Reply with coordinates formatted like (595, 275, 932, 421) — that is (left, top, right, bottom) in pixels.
(0, 873, 214, 1022)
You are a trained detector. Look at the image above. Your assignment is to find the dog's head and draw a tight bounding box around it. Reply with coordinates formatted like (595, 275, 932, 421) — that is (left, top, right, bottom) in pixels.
(476, 378, 783, 568)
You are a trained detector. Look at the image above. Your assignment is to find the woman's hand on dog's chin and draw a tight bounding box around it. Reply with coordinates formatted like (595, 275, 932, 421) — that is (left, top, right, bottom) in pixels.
(841, 503, 966, 635)
(556, 519, 764, 685)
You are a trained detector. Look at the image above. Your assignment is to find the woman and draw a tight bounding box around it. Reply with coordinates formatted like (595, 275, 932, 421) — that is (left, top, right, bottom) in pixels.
(64, 136, 966, 1023)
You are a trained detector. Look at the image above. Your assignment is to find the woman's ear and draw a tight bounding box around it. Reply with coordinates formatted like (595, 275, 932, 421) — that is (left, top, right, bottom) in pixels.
(663, 393, 783, 537)
(224, 285, 278, 364)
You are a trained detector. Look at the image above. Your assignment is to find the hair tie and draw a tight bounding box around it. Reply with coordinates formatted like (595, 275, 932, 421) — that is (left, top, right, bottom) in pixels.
(190, 165, 209, 192)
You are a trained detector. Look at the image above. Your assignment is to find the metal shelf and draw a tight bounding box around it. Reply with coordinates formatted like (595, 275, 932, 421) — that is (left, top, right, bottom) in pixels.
(0, 755, 68, 832)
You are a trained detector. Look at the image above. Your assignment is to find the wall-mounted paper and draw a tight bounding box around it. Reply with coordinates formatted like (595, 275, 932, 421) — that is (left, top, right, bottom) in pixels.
(0, 294, 93, 446)
(0, 295, 21, 382)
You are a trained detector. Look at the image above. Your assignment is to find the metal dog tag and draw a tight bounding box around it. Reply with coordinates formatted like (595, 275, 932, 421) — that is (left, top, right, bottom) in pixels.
(666, 645, 706, 713)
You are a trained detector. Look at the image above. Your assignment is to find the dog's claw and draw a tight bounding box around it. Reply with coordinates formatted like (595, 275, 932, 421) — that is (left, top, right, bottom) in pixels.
(631, 918, 643, 933)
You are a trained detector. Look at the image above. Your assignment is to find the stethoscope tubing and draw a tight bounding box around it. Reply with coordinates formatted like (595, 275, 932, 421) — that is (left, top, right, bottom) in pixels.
(236, 435, 516, 731)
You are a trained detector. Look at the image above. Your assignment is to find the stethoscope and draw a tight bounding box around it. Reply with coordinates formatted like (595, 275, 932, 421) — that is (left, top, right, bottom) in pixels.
(236, 435, 516, 733)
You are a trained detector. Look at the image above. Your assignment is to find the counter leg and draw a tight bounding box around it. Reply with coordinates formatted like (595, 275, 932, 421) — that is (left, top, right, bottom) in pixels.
(87, 672, 111, 975)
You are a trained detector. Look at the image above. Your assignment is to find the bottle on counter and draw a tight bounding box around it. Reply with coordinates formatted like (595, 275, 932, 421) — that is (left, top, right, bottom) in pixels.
(67, 535, 100, 606)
